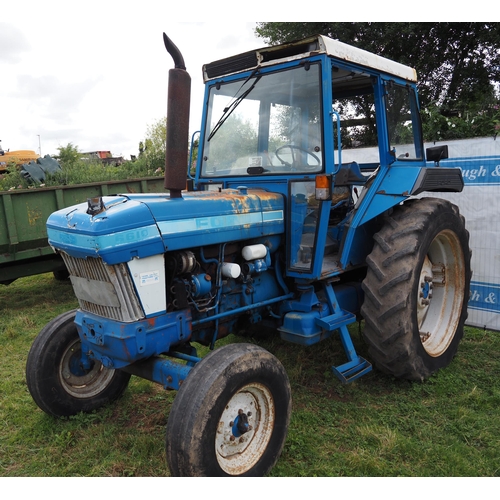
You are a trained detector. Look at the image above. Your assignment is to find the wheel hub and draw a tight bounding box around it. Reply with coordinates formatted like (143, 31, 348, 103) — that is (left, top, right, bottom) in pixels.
(59, 339, 115, 398)
(417, 256, 434, 335)
(217, 393, 256, 457)
(215, 383, 275, 475)
(416, 230, 465, 357)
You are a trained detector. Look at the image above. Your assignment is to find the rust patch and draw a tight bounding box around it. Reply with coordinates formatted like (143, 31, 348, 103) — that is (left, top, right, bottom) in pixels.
(27, 208, 42, 226)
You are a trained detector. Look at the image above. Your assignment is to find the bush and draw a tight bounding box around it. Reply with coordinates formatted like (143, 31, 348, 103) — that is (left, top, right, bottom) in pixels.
(0, 156, 163, 192)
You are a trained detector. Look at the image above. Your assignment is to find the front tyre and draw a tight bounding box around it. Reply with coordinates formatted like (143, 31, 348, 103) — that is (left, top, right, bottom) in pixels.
(26, 310, 131, 417)
(166, 343, 291, 476)
(361, 198, 471, 381)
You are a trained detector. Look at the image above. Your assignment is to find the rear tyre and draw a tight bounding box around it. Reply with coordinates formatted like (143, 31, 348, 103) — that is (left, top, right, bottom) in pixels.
(361, 198, 471, 381)
(166, 343, 291, 476)
(26, 310, 131, 417)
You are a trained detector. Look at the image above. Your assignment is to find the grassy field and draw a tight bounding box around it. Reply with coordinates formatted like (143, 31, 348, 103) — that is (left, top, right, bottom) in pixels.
(1, 273, 499, 477)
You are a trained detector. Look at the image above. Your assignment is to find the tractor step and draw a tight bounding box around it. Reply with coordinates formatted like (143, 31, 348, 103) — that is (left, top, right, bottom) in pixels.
(331, 323, 372, 384)
(315, 311, 356, 331)
(331, 356, 372, 384)
(279, 284, 373, 383)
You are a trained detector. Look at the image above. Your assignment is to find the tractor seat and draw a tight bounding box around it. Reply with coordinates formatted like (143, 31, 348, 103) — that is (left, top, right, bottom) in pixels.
(334, 161, 368, 185)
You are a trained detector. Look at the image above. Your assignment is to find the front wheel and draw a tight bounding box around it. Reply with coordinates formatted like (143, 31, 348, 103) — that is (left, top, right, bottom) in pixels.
(361, 198, 471, 381)
(165, 343, 291, 476)
(26, 310, 131, 417)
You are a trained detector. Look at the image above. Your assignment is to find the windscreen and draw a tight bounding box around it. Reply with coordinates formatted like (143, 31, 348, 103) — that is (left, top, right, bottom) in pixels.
(200, 63, 324, 177)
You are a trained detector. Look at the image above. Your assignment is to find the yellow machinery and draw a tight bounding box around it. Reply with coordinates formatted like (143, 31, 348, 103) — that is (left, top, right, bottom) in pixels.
(0, 148, 40, 173)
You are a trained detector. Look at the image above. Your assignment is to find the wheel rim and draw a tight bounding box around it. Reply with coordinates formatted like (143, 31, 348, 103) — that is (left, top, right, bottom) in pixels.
(59, 338, 115, 398)
(215, 383, 275, 475)
(417, 229, 465, 357)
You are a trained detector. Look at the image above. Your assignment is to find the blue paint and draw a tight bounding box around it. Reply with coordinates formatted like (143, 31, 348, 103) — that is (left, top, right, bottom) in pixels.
(47, 190, 285, 260)
(43, 35, 465, 389)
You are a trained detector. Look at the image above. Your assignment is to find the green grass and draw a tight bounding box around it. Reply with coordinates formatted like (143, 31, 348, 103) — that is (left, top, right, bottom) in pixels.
(1, 274, 499, 477)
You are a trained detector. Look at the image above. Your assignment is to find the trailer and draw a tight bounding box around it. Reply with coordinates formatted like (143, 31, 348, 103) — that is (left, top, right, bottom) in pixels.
(0, 177, 165, 284)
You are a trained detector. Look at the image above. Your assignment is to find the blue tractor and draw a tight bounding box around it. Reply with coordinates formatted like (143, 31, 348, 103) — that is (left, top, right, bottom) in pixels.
(26, 34, 471, 476)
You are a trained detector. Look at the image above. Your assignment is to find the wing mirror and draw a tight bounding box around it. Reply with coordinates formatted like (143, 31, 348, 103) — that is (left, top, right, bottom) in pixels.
(426, 145, 448, 165)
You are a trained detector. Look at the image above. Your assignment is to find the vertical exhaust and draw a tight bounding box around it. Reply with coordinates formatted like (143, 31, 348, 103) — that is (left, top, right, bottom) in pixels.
(163, 33, 191, 199)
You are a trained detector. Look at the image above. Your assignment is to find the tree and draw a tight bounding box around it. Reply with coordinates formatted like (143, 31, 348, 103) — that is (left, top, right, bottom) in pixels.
(138, 117, 202, 175)
(139, 117, 167, 172)
(56, 143, 80, 166)
(255, 23, 500, 140)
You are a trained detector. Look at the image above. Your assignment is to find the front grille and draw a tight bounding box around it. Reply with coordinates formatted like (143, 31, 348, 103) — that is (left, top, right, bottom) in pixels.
(61, 253, 145, 322)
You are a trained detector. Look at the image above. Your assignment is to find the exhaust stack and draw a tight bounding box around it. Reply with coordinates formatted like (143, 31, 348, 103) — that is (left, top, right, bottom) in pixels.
(163, 33, 191, 199)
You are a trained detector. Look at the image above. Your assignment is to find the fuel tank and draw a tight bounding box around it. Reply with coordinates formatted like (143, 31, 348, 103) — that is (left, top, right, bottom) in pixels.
(47, 188, 284, 264)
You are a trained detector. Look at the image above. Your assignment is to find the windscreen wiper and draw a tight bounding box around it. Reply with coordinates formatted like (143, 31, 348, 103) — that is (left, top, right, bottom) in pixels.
(207, 71, 261, 142)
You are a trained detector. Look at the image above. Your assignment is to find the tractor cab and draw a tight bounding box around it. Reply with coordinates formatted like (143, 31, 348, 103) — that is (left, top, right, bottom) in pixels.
(193, 35, 431, 280)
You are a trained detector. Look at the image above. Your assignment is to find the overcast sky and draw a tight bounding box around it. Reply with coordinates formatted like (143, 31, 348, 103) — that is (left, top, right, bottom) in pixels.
(2, 2, 267, 159)
(2, 3, 481, 160)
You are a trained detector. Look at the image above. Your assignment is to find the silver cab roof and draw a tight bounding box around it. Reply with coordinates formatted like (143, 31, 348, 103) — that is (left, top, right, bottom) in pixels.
(203, 34, 417, 83)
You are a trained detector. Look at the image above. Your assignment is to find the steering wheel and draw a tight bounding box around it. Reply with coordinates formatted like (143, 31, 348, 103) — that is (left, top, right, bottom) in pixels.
(275, 145, 321, 170)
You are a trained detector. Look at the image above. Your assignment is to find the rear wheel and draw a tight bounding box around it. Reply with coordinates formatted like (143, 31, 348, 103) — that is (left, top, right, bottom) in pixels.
(166, 343, 291, 476)
(361, 198, 471, 380)
(26, 310, 131, 417)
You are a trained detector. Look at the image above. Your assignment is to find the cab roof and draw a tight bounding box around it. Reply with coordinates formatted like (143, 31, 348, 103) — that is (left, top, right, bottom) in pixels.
(203, 34, 417, 83)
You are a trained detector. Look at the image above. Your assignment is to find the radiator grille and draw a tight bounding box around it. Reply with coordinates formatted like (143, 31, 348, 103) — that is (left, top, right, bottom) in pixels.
(61, 253, 145, 322)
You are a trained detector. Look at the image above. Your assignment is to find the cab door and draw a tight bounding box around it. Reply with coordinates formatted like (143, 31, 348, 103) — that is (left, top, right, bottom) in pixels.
(287, 179, 332, 280)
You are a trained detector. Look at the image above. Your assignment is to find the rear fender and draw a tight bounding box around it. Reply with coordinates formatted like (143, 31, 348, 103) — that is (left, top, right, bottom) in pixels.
(339, 166, 463, 268)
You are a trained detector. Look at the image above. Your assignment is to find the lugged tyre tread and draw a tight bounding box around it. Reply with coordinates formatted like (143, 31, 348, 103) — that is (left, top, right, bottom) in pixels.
(361, 197, 471, 380)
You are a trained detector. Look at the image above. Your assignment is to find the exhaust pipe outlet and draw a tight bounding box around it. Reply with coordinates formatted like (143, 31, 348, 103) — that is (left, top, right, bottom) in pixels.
(163, 33, 191, 199)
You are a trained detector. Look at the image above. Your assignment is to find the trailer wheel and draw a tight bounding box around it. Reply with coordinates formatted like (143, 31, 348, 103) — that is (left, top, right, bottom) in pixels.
(361, 198, 471, 381)
(166, 343, 291, 476)
(53, 269, 69, 281)
(26, 310, 131, 417)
